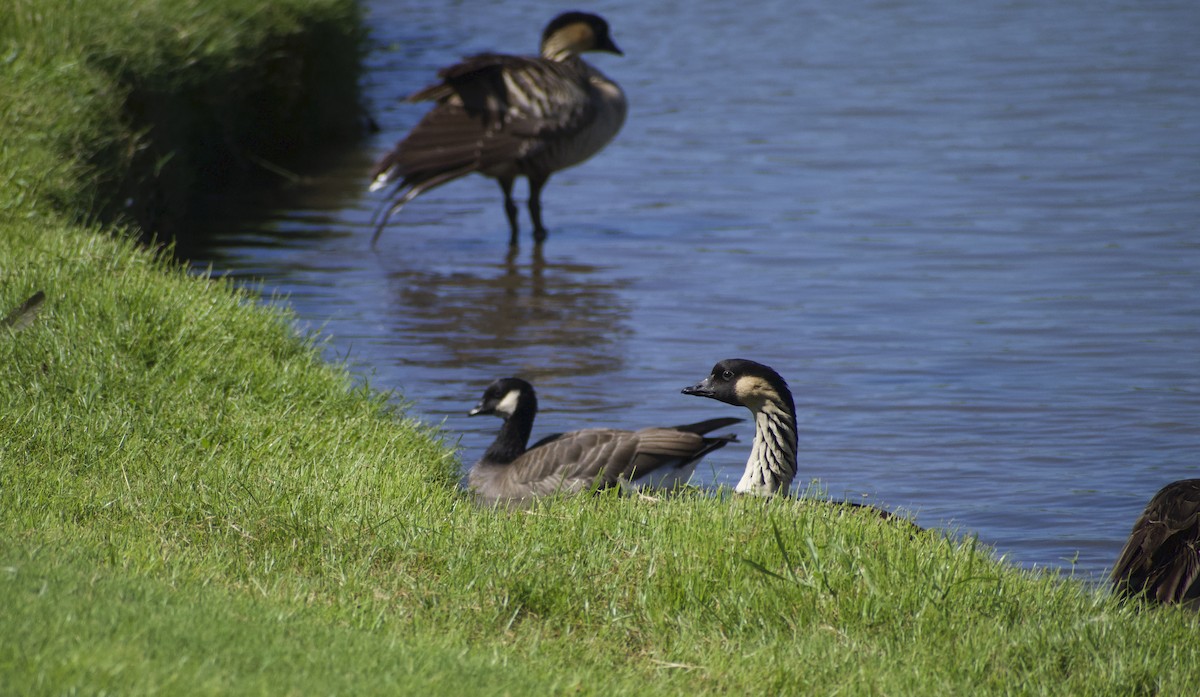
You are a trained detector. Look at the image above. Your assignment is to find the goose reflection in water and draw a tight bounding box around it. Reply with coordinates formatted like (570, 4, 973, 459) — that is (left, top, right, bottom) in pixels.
(376, 246, 632, 378)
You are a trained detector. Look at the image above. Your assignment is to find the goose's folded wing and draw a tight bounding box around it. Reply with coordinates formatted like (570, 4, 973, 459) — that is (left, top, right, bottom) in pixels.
(1112, 480, 1200, 603)
(667, 416, 743, 435)
(620, 428, 736, 481)
(1149, 533, 1200, 604)
(400, 54, 598, 173)
(504, 426, 736, 498)
(375, 106, 500, 185)
(513, 428, 637, 494)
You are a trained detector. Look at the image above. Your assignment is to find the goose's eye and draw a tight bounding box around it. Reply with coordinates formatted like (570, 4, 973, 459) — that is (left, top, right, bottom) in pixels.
(721, 370, 734, 381)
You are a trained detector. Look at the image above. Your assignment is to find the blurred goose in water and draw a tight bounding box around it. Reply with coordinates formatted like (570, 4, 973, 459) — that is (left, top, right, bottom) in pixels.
(682, 358, 917, 526)
(369, 11, 627, 247)
(466, 377, 741, 507)
(1111, 479, 1200, 608)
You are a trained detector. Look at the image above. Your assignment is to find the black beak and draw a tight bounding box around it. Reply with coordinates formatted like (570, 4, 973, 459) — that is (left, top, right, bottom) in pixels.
(601, 37, 623, 56)
(468, 403, 489, 417)
(681, 378, 715, 398)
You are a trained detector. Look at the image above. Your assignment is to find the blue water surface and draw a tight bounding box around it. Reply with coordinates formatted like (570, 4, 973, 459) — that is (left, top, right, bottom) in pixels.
(188, 0, 1200, 580)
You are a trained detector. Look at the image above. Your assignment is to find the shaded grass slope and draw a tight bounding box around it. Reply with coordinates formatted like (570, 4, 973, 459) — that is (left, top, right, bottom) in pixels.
(1, 1, 1198, 695)
(0, 0, 365, 238)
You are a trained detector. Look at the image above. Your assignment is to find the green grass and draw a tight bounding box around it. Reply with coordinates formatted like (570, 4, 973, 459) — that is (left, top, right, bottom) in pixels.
(0, 0, 364, 235)
(2, 1, 1199, 694)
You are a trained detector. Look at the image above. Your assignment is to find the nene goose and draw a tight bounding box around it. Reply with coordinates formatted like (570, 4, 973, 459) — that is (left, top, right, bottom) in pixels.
(466, 377, 741, 507)
(369, 11, 627, 247)
(682, 358, 917, 526)
(1111, 479, 1200, 608)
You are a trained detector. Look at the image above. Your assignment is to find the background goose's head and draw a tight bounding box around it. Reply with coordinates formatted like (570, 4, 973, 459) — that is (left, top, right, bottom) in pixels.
(468, 377, 536, 420)
(681, 359, 794, 415)
(540, 12, 623, 60)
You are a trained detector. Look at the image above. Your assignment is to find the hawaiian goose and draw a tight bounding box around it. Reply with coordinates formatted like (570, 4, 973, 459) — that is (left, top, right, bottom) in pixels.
(1111, 479, 1200, 608)
(682, 359, 917, 525)
(466, 377, 741, 507)
(369, 12, 627, 247)
(682, 359, 799, 496)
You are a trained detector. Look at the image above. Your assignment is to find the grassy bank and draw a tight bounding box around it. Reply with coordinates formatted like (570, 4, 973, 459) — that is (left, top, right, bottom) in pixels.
(0, 0, 364, 238)
(2, 2, 1198, 695)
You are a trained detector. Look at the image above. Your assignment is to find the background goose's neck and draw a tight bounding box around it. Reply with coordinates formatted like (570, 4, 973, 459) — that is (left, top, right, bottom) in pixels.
(540, 45, 577, 61)
(736, 399, 798, 496)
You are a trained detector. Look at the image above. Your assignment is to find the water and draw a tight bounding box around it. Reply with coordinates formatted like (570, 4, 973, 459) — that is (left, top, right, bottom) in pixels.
(184, 0, 1200, 581)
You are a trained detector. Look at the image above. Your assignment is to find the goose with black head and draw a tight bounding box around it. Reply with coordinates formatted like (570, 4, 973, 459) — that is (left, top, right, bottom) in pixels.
(466, 377, 742, 507)
(683, 359, 917, 527)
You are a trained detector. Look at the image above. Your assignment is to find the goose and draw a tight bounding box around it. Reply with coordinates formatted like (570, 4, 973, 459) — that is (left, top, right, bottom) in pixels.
(682, 358, 916, 525)
(1110, 479, 1200, 608)
(681, 359, 797, 497)
(466, 377, 741, 507)
(369, 12, 627, 247)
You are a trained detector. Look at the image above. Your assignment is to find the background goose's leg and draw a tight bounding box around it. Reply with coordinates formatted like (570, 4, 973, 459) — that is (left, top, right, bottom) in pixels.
(528, 174, 549, 243)
(498, 176, 520, 246)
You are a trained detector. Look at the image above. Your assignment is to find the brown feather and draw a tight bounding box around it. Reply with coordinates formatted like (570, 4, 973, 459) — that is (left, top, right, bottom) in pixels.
(1111, 478, 1200, 607)
(368, 13, 625, 246)
(469, 417, 738, 508)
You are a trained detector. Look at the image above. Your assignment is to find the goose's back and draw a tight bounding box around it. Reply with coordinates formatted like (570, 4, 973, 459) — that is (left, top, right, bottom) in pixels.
(468, 426, 718, 506)
(374, 53, 625, 187)
(1112, 479, 1200, 605)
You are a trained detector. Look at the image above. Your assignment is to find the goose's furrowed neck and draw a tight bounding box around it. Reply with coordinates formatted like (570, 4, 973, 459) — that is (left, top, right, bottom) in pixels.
(737, 397, 798, 496)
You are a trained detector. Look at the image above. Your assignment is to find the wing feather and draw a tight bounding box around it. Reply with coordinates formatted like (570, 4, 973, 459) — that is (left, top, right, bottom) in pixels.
(1112, 479, 1200, 605)
(372, 53, 600, 189)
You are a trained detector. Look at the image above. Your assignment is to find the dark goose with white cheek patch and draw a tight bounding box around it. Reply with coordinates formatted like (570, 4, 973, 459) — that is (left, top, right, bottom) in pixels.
(467, 376, 741, 507)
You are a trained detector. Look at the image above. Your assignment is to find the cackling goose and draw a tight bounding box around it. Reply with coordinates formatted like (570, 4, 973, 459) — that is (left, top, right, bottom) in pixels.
(369, 12, 627, 247)
(466, 377, 741, 507)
